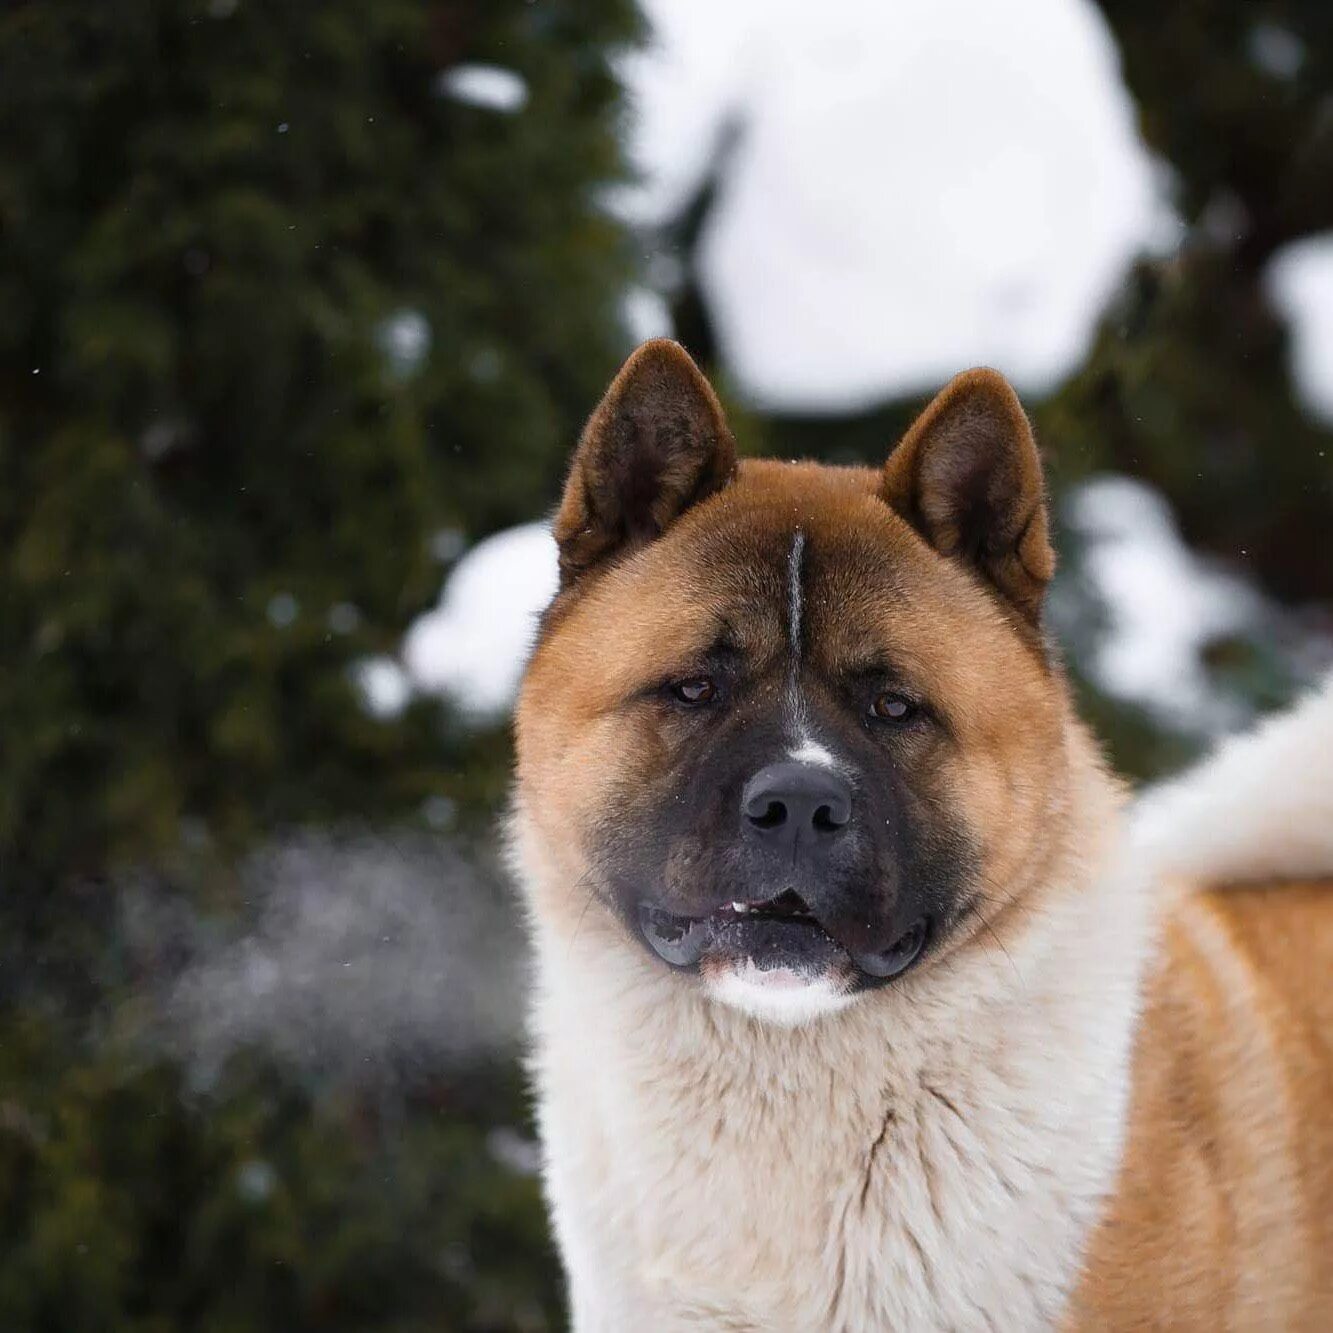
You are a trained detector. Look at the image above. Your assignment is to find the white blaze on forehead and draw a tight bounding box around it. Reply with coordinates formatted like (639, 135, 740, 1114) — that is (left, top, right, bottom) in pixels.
(788, 739, 838, 769)
(705, 963, 857, 1027)
(783, 528, 843, 771)
(786, 529, 806, 661)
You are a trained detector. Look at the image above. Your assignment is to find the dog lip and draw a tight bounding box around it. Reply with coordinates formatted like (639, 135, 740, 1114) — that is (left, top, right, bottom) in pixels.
(637, 897, 932, 983)
(851, 917, 929, 979)
(637, 892, 824, 968)
(636, 903, 710, 967)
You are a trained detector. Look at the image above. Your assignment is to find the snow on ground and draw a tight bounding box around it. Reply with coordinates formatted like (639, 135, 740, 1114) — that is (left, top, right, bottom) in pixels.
(614, 0, 1170, 413)
(1058, 476, 1264, 733)
(402, 522, 558, 717)
(1266, 233, 1333, 425)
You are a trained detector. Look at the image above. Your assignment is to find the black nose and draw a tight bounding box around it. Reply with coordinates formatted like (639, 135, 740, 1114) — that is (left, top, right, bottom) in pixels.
(741, 760, 852, 858)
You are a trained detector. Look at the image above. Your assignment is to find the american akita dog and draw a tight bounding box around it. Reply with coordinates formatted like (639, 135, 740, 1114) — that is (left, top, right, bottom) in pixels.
(511, 340, 1333, 1331)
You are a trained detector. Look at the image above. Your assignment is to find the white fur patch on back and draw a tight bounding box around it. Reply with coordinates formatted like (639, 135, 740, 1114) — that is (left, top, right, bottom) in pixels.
(705, 962, 856, 1026)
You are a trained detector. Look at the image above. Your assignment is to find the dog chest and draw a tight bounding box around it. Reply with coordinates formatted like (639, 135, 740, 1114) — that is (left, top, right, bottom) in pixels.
(536, 1006, 1115, 1331)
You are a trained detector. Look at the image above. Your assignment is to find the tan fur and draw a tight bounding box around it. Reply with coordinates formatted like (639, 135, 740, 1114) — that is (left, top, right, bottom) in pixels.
(1068, 881, 1333, 1331)
(552, 339, 736, 588)
(513, 346, 1333, 1330)
(520, 458, 1068, 947)
(881, 367, 1054, 622)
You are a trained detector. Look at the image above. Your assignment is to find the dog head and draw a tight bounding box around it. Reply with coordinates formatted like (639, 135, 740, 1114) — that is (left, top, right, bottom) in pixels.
(514, 340, 1079, 1024)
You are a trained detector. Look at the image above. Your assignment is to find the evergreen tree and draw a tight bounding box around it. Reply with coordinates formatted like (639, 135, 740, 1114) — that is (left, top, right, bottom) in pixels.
(0, 2, 636, 1327)
(1049, 0, 1333, 602)
(0, 0, 637, 897)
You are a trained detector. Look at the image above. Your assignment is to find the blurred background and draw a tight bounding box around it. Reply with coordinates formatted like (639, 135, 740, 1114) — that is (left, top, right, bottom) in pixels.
(1, 1, 1330, 1328)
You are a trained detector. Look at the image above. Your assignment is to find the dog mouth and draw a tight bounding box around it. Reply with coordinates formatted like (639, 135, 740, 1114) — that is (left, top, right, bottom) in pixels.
(637, 889, 928, 982)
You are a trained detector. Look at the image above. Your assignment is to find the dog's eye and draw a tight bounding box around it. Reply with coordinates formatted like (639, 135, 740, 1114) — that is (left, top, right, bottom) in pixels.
(671, 677, 716, 705)
(870, 692, 914, 722)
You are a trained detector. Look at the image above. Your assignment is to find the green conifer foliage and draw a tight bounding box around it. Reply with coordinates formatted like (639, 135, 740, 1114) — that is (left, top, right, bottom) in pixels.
(1, 4, 636, 1325)
(0, 0, 637, 894)
(1050, 0, 1333, 602)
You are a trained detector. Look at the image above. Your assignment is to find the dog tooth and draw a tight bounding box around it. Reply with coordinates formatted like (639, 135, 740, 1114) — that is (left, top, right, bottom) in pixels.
(731, 901, 747, 913)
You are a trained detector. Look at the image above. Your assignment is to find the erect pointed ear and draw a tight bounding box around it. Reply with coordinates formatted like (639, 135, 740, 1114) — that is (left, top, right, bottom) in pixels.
(553, 339, 736, 587)
(880, 368, 1055, 623)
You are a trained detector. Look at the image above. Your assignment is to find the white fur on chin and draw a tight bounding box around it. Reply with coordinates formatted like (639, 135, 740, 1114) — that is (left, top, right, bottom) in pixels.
(703, 961, 858, 1026)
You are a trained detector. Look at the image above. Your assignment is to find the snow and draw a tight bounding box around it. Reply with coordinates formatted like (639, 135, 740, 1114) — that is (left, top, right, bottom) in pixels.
(486, 1126, 542, 1177)
(403, 522, 559, 717)
(1246, 22, 1306, 80)
(376, 308, 431, 380)
(1266, 233, 1333, 425)
(615, 0, 1167, 413)
(434, 64, 529, 114)
(345, 524, 559, 724)
(352, 655, 413, 719)
(622, 284, 675, 345)
(1060, 476, 1262, 731)
(236, 1160, 277, 1203)
(266, 592, 299, 628)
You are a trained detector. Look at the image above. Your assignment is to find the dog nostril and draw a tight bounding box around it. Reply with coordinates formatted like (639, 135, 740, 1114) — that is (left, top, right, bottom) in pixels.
(748, 800, 787, 829)
(742, 761, 854, 843)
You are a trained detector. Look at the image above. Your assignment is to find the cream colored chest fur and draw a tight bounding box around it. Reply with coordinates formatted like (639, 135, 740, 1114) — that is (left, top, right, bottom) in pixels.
(528, 860, 1150, 1333)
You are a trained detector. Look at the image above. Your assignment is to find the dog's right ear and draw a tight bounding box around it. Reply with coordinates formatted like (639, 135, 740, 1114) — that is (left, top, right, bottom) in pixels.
(553, 340, 737, 588)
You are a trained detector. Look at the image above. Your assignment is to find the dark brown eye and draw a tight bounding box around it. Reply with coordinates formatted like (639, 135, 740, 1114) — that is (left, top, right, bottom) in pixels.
(671, 677, 716, 705)
(870, 692, 914, 722)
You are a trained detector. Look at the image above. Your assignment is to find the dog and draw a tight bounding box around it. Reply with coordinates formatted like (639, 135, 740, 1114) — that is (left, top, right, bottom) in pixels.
(511, 339, 1333, 1330)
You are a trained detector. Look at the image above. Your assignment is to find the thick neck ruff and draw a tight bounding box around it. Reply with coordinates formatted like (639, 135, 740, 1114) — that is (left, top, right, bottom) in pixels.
(520, 804, 1156, 1332)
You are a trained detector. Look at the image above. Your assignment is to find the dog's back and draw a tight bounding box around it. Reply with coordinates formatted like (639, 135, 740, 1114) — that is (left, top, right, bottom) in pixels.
(1073, 682, 1333, 1330)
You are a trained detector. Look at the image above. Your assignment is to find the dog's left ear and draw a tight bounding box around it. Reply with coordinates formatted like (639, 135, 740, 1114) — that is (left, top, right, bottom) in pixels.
(554, 339, 736, 588)
(881, 368, 1055, 623)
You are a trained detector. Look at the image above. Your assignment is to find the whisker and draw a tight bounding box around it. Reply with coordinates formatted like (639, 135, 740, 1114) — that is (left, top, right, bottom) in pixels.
(567, 868, 601, 953)
(963, 895, 1023, 987)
